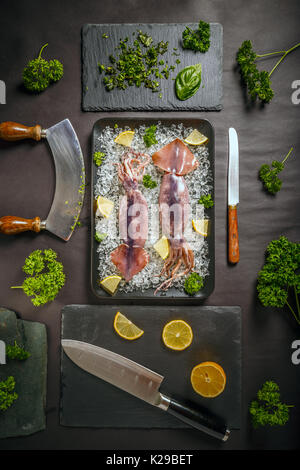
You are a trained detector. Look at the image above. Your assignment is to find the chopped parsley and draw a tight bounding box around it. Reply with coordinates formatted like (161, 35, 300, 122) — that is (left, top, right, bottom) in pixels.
(98, 30, 179, 94)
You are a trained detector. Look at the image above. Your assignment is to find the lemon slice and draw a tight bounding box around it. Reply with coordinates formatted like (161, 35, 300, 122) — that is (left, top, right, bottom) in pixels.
(114, 130, 135, 147)
(162, 320, 193, 351)
(100, 275, 122, 295)
(96, 195, 114, 218)
(113, 311, 144, 340)
(153, 236, 170, 260)
(184, 129, 208, 146)
(192, 219, 210, 237)
(190, 362, 226, 398)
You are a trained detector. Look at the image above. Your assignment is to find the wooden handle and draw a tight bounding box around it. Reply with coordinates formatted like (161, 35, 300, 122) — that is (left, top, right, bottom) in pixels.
(0, 122, 42, 141)
(228, 205, 239, 264)
(0, 216, 41, 235)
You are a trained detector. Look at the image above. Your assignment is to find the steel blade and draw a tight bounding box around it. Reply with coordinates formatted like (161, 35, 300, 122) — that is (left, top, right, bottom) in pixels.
(62, 340, 164, 406)
(44, 119, 85, 241)
(228, 127, 239, 206)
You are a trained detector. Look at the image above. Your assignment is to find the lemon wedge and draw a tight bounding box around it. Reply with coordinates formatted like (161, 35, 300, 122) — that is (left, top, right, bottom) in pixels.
(114, 130, 135, 147)
(99, 275, 122, 295)
(153, 236, 170, 260)
(184, 129, 208, 146)
(113, 311, 144, 340)
(192, 219, 210, 237)
(162, 319, 193, 351)
(96, 195, 114, 218)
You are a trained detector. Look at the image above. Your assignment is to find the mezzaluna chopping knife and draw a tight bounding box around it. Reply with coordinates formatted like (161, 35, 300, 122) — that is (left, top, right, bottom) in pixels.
(0, 119, 85, 241)
(228, 127, 239, 263)
(62, 339, 230, 441)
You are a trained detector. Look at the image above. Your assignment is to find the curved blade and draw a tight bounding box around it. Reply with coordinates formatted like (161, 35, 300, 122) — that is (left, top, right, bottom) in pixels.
(45, 119, 85, 241)
(62, 339, 164, 405)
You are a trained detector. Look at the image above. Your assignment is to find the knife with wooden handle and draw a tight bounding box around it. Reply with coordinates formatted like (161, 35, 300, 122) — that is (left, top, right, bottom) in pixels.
(0, 119, 85, 241)
(228, 128, 239, 264)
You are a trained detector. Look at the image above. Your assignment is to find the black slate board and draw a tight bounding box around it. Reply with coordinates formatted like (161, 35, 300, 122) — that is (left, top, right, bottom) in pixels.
(60, 305, 241, 430)
(0, 308, 47, 438)
(91, 116, 215, 303)
(82, 23, 223, 112)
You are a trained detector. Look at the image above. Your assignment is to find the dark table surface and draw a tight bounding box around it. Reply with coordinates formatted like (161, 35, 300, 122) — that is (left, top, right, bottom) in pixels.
(0, 0, 299, 452)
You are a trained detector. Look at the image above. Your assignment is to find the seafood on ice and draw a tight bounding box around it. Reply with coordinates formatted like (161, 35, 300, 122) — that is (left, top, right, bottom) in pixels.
(110, 149, 150, 281)
(152, 138, 199, 293)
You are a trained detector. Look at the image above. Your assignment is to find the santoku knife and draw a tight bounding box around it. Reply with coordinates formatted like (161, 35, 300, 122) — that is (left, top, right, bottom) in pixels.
(0, 119, 85, 241)
(228, 127, 239, 263)
(62, 339, 230, 441)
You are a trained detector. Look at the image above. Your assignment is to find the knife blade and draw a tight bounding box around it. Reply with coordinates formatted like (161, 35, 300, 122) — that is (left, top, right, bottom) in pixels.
(228, 127, 239, 263)
(62, 339, 230, 441)
(0, 119, 85, 241)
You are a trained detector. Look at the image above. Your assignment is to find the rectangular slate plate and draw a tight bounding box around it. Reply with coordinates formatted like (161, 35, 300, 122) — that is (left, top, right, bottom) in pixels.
(91, 117, 215, 304)
(0, 308, 47, 438)
(60, 305, 241, 430)
(81, 23, 223, 111)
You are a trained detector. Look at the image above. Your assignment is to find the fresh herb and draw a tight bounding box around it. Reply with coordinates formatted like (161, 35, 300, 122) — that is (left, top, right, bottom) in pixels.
(184, 272, 204, 295)
(137, 30, 153, 47)
(143, 125, 158, 147)
(257, 236, 300, 326)
(175, 63, 202, 101)
(6, 342, 30, 361)
(249, 381, 293, 427)
(0, 376, 18, 411)
(98, 31, 177, 93)
(259, 147, 294, 194)
(93, 151, 106, 166)
(198, 194, 214, 209)
(182, 20, 210, 53)
(102, 33, 109, 39)
(11, 249, 66, 307)
(95, 232, 107, 243)
(23, 43, 63, 93)
(143, 174, 157, 189)
(236, 40, 300, 103)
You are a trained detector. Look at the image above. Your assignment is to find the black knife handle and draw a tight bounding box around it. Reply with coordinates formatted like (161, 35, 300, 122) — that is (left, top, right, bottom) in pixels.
(164, 395, 230, 441)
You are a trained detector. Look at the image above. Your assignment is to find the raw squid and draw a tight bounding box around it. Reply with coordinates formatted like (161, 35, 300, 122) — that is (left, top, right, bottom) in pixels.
(152, 138, 198, 293)
(111, 149, 150, 281)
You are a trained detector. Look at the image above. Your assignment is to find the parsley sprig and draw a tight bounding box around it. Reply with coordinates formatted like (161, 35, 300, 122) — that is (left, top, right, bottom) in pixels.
(143, 174, 157, 189)
(198, 194, 214, 209)
(143, 125, 158, 148)
(11, 249, 66, 307)
(184, 272, 204, 295)
(249, 381, 293, 427)
(237, 40, 300, 103)
(259, 147, 294, 194)
(0, 376, 18, 411)
(6, 342, 30, 361)
(257, 236, 300, 326)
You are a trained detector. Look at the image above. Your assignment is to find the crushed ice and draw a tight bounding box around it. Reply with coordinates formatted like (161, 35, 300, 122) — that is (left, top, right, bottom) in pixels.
(94, 122, 213, 294)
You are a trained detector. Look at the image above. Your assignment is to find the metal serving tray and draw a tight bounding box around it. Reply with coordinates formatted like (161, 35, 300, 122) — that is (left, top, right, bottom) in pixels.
(91, 117, 215, 304)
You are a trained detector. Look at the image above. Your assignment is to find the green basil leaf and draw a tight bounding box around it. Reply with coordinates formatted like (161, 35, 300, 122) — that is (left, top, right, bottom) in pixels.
(175, 63, 202, 101)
